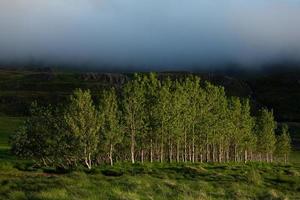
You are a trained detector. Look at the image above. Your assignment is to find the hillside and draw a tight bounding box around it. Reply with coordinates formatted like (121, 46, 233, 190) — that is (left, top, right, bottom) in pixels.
(0, 67, 299, 149)
(0, 68, 299, 119)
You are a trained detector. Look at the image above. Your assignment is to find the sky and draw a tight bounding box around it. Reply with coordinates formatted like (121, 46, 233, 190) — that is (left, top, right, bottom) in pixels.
(0, 0, 300, 71)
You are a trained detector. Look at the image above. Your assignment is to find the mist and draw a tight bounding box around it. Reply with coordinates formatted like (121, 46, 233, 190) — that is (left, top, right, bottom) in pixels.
(0, 0, 300, 71)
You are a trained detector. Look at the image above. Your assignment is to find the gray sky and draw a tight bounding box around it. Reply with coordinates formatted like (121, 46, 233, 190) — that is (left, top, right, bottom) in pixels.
(0, 0, 300, 70)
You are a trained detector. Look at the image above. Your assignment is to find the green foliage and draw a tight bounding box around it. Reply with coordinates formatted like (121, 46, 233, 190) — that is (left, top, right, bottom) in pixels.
(10, 103, 64, 164)
(10, 73, 292, 169)
(276, 124, 292, 163)
(64, 89, 101, 169)
(99, 88, 123, 165)
(122, 73, 147, 164)
(256, 108, 277, 161)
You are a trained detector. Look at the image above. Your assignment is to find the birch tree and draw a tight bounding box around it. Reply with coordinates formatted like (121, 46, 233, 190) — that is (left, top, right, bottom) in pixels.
(64, 89, 101, 169)
(123, 74, 145, 164)
(255, 108, 276, 162)
(99, 88, 122, 166)
(276, 124, 291, 164)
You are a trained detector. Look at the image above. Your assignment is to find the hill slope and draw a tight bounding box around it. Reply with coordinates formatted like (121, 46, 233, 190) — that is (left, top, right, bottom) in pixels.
(0, 67, 299, 148)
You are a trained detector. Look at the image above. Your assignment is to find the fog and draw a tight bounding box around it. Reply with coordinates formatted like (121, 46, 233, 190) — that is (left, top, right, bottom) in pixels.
(0, 0, 300, 71)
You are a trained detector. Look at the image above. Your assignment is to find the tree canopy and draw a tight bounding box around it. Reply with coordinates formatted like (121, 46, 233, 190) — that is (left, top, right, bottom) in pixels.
(11, 73, 291, 169)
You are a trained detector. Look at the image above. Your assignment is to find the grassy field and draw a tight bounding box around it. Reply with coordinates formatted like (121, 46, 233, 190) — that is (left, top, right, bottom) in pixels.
(0, 117, 300, 199)
(1, 162, 300, 200)
(0, 116, 24, 150)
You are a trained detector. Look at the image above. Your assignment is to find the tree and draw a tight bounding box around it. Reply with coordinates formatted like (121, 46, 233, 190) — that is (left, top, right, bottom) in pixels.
(99, 88, 123, 166)
(11, 102, 56, 165)
(203, 82, 228, 162)
(228, 97, 242, 162)
(276, 124, 291, 164)
(255, 109, 277, 162)
(123, 74, 145, 164)
(156, 77, 172, 162)
(168, 81, 185, 162)
(11, 74, 289, 166)
(143, 73, 160, 163)
(239, 99, 255, 163)
(64, 89, 101, 169)
(10, 102, 73, 168)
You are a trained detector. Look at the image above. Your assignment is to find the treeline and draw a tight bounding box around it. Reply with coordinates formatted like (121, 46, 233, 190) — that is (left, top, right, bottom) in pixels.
(11, 73, 292, 169)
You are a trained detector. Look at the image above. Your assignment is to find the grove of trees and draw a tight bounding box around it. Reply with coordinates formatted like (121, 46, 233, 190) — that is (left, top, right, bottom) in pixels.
(11, 73, 292, 169)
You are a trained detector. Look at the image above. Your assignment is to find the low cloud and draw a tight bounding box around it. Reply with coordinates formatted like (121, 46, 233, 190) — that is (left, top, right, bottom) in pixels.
(0, 0, 299, 70)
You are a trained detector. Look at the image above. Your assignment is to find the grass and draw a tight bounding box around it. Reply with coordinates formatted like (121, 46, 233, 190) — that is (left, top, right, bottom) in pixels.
(0, 162, 299, 200)
(0, 116, 299, 199)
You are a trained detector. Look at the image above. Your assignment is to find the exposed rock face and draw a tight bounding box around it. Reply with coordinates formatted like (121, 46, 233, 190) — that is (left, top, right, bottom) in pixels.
(80, 73, 129, 85)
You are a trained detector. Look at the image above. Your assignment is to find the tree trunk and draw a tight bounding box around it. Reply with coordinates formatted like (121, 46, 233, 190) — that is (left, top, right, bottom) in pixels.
(85, 154, 92, 170)
(131, 134, 135, 164)
(141, 149, 144, 164)
(206, 136, 210, 162)
(270, 153, 273, 163)
(184, 130, 187, 162)
(218, 143, 222, 163)
(234, 144, 237, 162)
(160, 134, 164, 163)
(244, 149, 247, 164)
(150, 139, 153, 163)
(109, 144, 113, 166)
(226, 148, 229, 162)
(192, 126, 195, 163)
(89, 153, 92, 169)
(169, 142, 173, 163)
(284, 154, 287, 164)
(188, 144, 192, 162)
(84, 147, 92, 170)
(194, 147, 198, 162)
(259, 153, 262, 162)
(42, 157, 48, 167)
(212, 144, 216, 162)
(177, 140, 180, 162)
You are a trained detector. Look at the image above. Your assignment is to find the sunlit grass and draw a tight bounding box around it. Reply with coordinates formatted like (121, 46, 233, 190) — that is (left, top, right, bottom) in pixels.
(0, 162, 299, 200)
